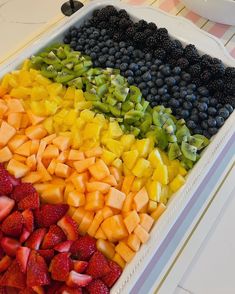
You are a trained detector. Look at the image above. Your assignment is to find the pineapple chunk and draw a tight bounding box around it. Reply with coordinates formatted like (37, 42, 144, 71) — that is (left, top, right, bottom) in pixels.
(120, 134, 135, 151)
(170, 174, 186, 192)
(132, 158, 150, 178)
(122, 150, 139, 170)
(146, 180, 161, 202)
(108, 121, 123, 138)
(148, 148, 163, 168)
(133, 138, 151, 158)
(152, 163, 169, 185)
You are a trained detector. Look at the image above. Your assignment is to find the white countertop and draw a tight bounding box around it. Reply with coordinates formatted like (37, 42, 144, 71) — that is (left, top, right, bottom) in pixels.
(0, 1, 235, 293)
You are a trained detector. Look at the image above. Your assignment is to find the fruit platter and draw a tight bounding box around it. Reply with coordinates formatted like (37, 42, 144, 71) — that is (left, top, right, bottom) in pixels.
(0, 1, 234, 293)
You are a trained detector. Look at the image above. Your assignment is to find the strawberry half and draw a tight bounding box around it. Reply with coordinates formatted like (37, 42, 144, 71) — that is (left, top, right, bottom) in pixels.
(70, 236, 96, 261)
(0, 260, 26, 289)
(19, 288, 36, 294)
(16, 246, 31, 273)
(57, 216, 79, 241)
(1, 211, 23, 237)
(73, 260, 88, 273)
(40, 204, 69, 228)
(12, 183, 36, 202)
(102, 260, 122, 288)
(50, 253, 73, 282)
(0, 196, 15, 222)
(0, 164, 13, 195)
(86, 279, 109, 294)
(54, 240, 73, 253)
(59, 285, 82, 294)
(37, 249, 54, 262)
(45, 280, 63, 294)
(26, 228, 47, 250)
(66, 271, 92, 288)
(0, 256, 12, 273)
(86, 251, 110, 279)
(27, 251, 50, 287)
(18, 192, 40, 210)
(22, 209, 34, 233)
(20, 228, 31, 244)
(1, 237, 20, 257)
(41, 225, 66, 249)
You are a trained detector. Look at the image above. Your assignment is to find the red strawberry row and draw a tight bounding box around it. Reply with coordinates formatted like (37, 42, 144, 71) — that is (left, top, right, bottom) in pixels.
(0, 164, 122, 293)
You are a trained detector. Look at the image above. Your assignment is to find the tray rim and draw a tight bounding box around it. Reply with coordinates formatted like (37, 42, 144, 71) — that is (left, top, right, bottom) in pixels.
(0, 1, 234, 293)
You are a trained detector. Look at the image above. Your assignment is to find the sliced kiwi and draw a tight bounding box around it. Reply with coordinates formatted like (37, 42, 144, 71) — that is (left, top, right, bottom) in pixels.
(30, 56, 44, 69)
(41, 65, 57, 78)
(97, 84, 108, 97)
(193, 134, 210, 149)
(168, 142, 182, 160)
(152, 111, 168, 127)
(84, 91, 100, 102)
(154, 127, 168, 150)
(188, 136, 204, 149)
(43, 51, 60, 65)
(114, 87, 129, 102)
(181, 155, 194, 170)
(67, 77, 83, 89)
(129, 85, 142, 103)
(176, 125, 191, 143)
(181, 141, 197, 162)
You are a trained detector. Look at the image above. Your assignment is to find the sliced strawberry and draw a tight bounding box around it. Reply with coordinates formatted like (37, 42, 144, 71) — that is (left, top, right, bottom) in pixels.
(45, 280, 63, 294)
(86, 252, 110, 279)
(1, 237, 20, 257)
(86, 279, 109, 294)
(40, 204, 69, 228)
(70, 236, 96, 261)
(59, 285, 82, 294)
(57, 216, 79, 241)
(12, 183, 36, 202)
(1, 211, 23, 237)
(16, 247, 30, 273)
(0, 256, 12, 273)
(102, 260, 122, 288)
(0, 247, 4, 260)
(33, 209, 43, 228)
(41, 225, 66, 249)
(27, 251, 50, 287)
(0, 165, 13, 195)
(54, 240, 74, 253)
(18, 193, 40, 210)
(0, 196, 15, 222)
(26, 228, 47, 250)
(0, 260, 26, 289)
(0, 287, 6, 294)
(22, 210, 34, 233)
(31, 286, 45, 294)
(49, 252, 73, 282)
(19, 288, 36, 294)
(73, 260, 88, 273)
(8, 174, 21, 188)
(37, 249, 54, 262)
(66, 271, 92, 288)
(20, 228, 31, 244)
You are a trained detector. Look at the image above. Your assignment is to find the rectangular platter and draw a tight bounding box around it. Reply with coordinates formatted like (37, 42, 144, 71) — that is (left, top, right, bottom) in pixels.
(0, 1, 234, 293)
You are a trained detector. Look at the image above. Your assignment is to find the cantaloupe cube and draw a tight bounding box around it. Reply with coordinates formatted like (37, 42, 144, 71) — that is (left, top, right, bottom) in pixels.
(52, 135, 71, 151)
(148, 200, 158, 213)
(6, 99, 25, 113)
(67, 191, 85, 207)
(152, 163, 169, 185)
(106, 188, 126, 210)
(115, 242, 135, 263)
(30, 140, 40, 154)
(47, 158, 56, 175)
(95, 227, 107, 240)
(67, 206, 76, 217)
(0, 121, 16, 147)
(0, 100, 8, 118)
(121, 175, 135, 195)
(85, 146, 102, 158)
(109, 167, 122, 184)
(72, 207, 86, 224)
(131, 178, 146, 192)
(87, 211, 104, 237)
(88, 159, 110, 181)
(73, 157, 95, 173)
(132, 158, 150, 178)
(101, 150, 116, 165)
(134, 225, 149, 244)
(123, 210, 140, 234)
(32, 183, 48, 194)
(64, 183, 74, 202)
(0, 146, 12, 162)
(37, 160, 52, 182)
(42, 145, 59, 159)
(169, 174, 186, 192)
(7, 158, 29, 178)
(101, 215, 128, 242)
(20, 113, 30, 128)
(8, 135, 27, 152)
(15, 141, 32, 157)
(22, 171, 42, 184)
(133, 187, 149, 212)
(70, 173, 87, 193)
(101, 207, 113, 219)
(7, 112, 22, 130)
(86, 182, 110, 194)
(57, 150, 69, 163)
(68, 149, 85, 161)
(122, 192, 134, 213)
(127, 234, 141, 252)
(12, 154, 26, 162)
(41, 185, 63, 204)
(54, 163, 70, 178)
(139, 204, 148, 213)
(102, 175, 117, 187)
(96, 239, 115, 259)
(36, 140, 47, 160)
(41, 134, 56, 145)
(50, 177, 65, 187)
(85, 191, 104, 211)
(78, 211, 94, 235)
(27, 110, 45, 126)
(140, 213, 154, 232)
(151, 203, 166, 221)
(25, 124, 47, 140)
(146, 180, 161, 202)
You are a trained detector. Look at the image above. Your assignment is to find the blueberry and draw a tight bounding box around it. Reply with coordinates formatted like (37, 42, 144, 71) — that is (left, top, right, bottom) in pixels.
(174, 75, 181, 83)
(185, 94, 196, 102)
(125, 70, 134, 77)
(187, 84, 196, 91)
(173, 92, 180, 99)
(70, 41, 77, 48)
(193, 128, 203, 135)
(198, 102, 208, 112)
(200, 97, 209, 104)
(156, 79, 164, 87)
(187, 120, 197, 129)
(215, 116, 224, 127)
(135, 76, 142, 83)
(142, 89, 149, 96)
(154, 95, 161, 102)
(108, 55, 115, 62)
(172, 85, 179, 92)
(172, 66, 181, 75)
(122, 56, 130, 63)
(147, 81, 155, 88)
(224, 104, 233, 114)
(161, 66, 171, 76)
(157, 72, 164, 79)
(93, 46, 100, 53)
(106, 40, 113, 47)
(198, 86, 209, 96)
(154, 59, 162, 66)
(90, 52, 97, 59)
(186, 89, 193, 95)
(137, 61, 145, 67)
(216, 103, 223, 109)
(119, 41, 126, 48)
(201, 121, 208, 130)
(181, 110, 190, 119)
(139, 82, 147, 90)
(135, 70, 142, 76)
(109, 48, 116, 55)
(203, 130, 211, 138)
(208, 107, 217, 116)
(165, 77, 176, 86)
(158, 87, 167, 95)
(143, 72, 152, 82)
(115, 52, 122, 58)
(127, 46, 134, 53)
(141, 66, 148, 73)
(191, 108, 198, 115)
(106, 61, 114, 68)
(89, 40, 96, 46)
(120, 63, 128, 71)
(209, 98, 218, 106)
(75, 45, 83, 51)
(101, 47, 109, 54)
(183, 101, 193, 110)
(218, 108, 230, 119)
(207, 117, 217, 127)
(98, 56, 106, 64)
(93, 60, 100, 67)
(127, 76, 134, 84)
(179, 81, 187, 87)
(101, 29, 106, 36)
(64, 37, 70, 44)
(169, 98, 180, 108)
(198, 112, 208, 120)
(208, 128, 218, 135)
(129, 63, 139, 71)
(147, 94, 155, 102)
(180, 90, 187, 98)
(190, 114, 199, 122)
(151, 65, 158, 71)
(151, 102, 158, 107)
(145, 53, 152, 61)
(182, 73, 191, 82)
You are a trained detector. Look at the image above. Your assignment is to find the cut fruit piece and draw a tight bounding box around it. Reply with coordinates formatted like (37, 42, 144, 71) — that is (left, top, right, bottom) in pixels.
(66, 271, 92, 287)
(70, 235, 96, 261)
(68, 150, 85, 161)
(73, 260, 88, 274)
(0, 255, 12, 273)
(78, 211, 94, 235)
(73, 157, 95, 173)
(152, 163, 169, 185)
(0, 196, 15, 222)
(67, 191, 85, 207)
(1, 237, 20, 257)
(139, 213, 154, 232)
(8, 135, 28, 152)
(0, 146, 12, 163)
(134, 225, 149, 244)
(85, 191, 104, 211)
(87, 211, 104, 237)
(7, 159, 29, 178)
(101, 207, 113, 219)
(85, 146, 103, 158)
(169, 174, 186, 192)
(86, 251, 110, 278)
(54, 163, 70, 178)
(70, 173, 87, 193)
(96, 239, 115, 260)
(72, 207, 86, 225)
(7, 112, 22, 130)
(146, 180, 161, 202)
(121, 175, 135, 195)
(26, 228, 46, 250)
(42, 145, 59, 159)
(123, 210, 140, 234)
(95, 227, 107, 240)
(41, 185, 63, 204)
(133, 187, 149, 212)
(88, 159, 110, 181)
(52, 136, 71, 151)
(86, 182, 110, 194)
(115, 242, 135, 263)
(16, 246, 31, 273)
(112, 253, 125, 269)
(22, 171, 42, 184)
(101, 215, 128, 242)
(148, 148, 163, 168)
(0, 121, 16, 147)
(105, 188, 126, 210)
(127, 234, 140, 252)
(151, 203, 166, 221)
(25, 125, 47, 140)
(57, 216, 79, 240)
(132, 158, 150, 178)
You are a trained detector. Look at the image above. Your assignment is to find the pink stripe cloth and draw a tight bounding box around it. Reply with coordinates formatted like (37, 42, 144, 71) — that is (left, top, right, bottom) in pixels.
(209, 23, 230, 38)
(128, 0, 147, 5)
(159, 0, 180, 13)
(185, 11, 201, 23)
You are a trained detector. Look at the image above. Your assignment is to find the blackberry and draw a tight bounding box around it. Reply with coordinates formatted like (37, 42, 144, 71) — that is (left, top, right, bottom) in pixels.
(126, 26, 136, 38)
(170, 47, 183, 59)
(224, 81, 235, 95)
(225, 67, 235, 78)
(174, 39, 183, 49)
(219, 96, 235, 108)
(148, 22, 157, 31)
(167, 58, 177, 67)
(107, 27, 115, 36)
(184, 44, 200, 64)
(98, 21, 109, 29)
(161, 38, 176, 52)
(154, 48, 166, 60)
(200, 70, 212, 82)
(157, 28, 168, 37)
(189, 64, 201, 77)
(92, 9, 99, 17)
(210, 63, 225, 77)
(200, 54, 213, 68)
(146, 36, 158, 48)
(136, 19, 148, 30)
(208, 79, 224, 92)
(176, 58, 189, 69)
(118, 9, 130, 19)
(191, 78, 202, 87)
(119, 18, 132, 29)
(109, 15, 119, 26)
(134, 32, 146, 44)
(97, 9, 111, 21)
(144, 29, 153, 38)
(113, 32, 122, 42)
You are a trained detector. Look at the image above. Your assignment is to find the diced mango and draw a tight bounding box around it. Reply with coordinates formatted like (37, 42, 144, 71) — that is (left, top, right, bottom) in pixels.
(78, 211, 94, 235)
(42, 145, 59, 159)
(102, 175, 117, 187)
(122, 192, 134, 213)
(72, 207, 86, 224)
(121, 175, 135, 195)
(22, 171, 42, 184)
(70, 173, 87, 193)
(87, 211, 104, 237)
(41, 185, 63, 204)
(101, 215, 128, 242)
(101, 207, 113, 219)
(54, 163, 70, 178)
(7, 112, 22, 130)
(74, 157, 95, 173)
(89, 159, 110, 181)
(6, 98, 25, 113)
(85, 146, 102, 158)
(86, 182, 110, 194)
(85, 191, 104, 211)
(148, 200, 158, 213)
(95, 227, 107, 240)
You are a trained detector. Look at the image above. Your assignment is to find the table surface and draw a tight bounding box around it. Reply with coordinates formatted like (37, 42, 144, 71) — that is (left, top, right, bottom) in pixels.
(0, 1, 235, 293)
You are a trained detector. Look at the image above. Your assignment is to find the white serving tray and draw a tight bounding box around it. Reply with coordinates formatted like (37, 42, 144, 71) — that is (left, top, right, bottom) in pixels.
(0, 1, 234, 293)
